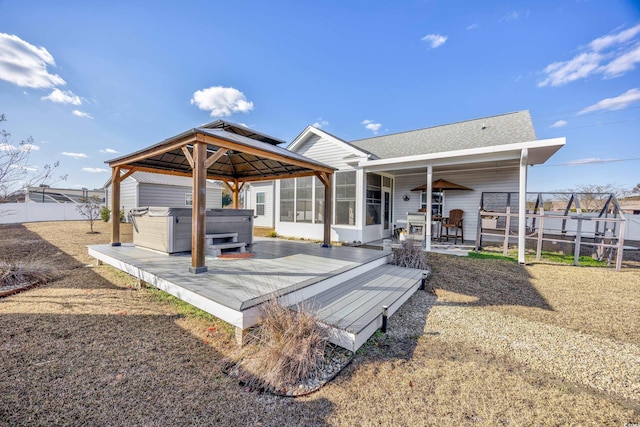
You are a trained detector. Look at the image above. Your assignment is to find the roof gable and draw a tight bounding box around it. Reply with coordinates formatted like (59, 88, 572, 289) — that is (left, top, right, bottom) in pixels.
(350, 111, 536, 159)
(288, 126, 376, 158)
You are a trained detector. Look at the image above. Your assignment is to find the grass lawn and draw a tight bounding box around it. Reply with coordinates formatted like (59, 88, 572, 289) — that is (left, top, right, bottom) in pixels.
(1, 221, 639, 426)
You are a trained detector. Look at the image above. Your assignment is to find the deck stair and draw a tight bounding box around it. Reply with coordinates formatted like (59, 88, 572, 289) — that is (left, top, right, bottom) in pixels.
(294, 264, 424, 352)
(206, 232, 246, 257)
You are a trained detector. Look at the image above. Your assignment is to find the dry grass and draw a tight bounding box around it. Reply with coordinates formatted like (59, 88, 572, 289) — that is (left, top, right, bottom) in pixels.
(391, 239, 430, 270)
(0, 220, 639, 426)
(0, 251, 58, 289)
(225, 299, 329, 392)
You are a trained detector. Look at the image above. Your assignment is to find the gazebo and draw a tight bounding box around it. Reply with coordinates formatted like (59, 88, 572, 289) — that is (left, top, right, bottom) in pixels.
(106, 121, 335, 273)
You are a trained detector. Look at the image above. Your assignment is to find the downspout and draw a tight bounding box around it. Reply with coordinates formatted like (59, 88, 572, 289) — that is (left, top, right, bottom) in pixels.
(518, 148, 528, 264)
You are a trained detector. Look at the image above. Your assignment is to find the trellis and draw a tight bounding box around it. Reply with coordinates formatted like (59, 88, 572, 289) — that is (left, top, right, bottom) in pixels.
(476, 192, 627, 271)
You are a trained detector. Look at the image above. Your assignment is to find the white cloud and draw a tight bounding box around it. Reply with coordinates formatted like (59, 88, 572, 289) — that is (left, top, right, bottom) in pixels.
(0, 33, 66, 89)
(501, 10, 529, 22)
(100, 148, 118, 154)
(578, 88, 640, 115)
(421, 34, 447, 49)
(550, 120, 567, 128)
(41, 88, 82, 105)
(600, 43, 640, 77)
(72, 110, 93, 119)
(61, 152, 88, 159)
(9, 163, 38, 172)
(312, 118, 329, 129)
(0, 143, 17, 151)
(565, 158, 619, 166)
(467, 24, 478, 31)
(361, 119, 382, 134)
(589, 24, 640, 52)
(21, 143, 39, 151)
(539, 52, 602, 87)
(190, 86, 254, 117)
(82, 167, 108, 173)
(539, 24, 640, 87)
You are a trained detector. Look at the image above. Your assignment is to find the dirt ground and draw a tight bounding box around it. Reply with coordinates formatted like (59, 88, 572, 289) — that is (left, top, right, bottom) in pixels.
(1, 220, 639, 426)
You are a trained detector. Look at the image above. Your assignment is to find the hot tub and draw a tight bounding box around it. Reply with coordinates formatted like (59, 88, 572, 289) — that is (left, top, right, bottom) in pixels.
(130, 207, 254, 254)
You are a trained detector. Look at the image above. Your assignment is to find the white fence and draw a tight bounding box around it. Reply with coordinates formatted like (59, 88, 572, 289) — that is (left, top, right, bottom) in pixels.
(627, 214, 640, 243)
(0, 203, 87, 224)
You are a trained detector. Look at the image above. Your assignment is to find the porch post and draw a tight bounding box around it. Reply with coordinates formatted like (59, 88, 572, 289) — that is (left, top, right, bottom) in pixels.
(190, 141, 207, 274)
(110, 166, 121, 246)
(323, 172, 333, 247)
(518, 148, 528, 264)
(425, 164, 433, 251)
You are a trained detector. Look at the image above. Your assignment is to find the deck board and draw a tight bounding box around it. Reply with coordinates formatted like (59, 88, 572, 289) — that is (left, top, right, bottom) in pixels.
(89, 238, 422, 351)
(301, 265, 423, 334)
(89, 238, 387, 311)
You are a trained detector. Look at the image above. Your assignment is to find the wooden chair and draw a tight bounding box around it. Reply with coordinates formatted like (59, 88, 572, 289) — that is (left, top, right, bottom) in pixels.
(440, 209, 464, 244)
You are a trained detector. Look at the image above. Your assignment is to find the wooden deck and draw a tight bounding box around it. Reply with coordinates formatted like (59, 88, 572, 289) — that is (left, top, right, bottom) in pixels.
(88, 238, 423, 351)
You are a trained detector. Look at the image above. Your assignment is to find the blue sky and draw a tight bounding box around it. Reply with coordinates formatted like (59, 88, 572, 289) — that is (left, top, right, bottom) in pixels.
(1, 0, 639, 193)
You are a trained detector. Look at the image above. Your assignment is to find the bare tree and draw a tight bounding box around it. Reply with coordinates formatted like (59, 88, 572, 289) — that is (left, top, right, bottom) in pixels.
(553, 183, 630, 212)
(76, 196, 103, 233)
(0, 114, 66, 203)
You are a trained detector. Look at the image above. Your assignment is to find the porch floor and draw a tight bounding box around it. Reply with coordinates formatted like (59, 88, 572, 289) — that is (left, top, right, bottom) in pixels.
(88, 238, 421, 351)
(367, 238, 475, 256)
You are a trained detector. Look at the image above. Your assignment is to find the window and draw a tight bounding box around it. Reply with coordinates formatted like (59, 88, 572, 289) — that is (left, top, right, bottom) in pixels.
(185, 193, 193, 206)
(421, 191, 443, 217)
(280, 179, 295, 222)
(315, 178, 325, 224)
(296, 176, 313, 223)
(335, 171, 356, 225)
(256, 192, 265, 216)
(366, 173, 381, 225)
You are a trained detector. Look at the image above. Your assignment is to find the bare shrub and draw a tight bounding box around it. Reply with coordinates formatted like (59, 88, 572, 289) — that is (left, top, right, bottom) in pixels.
(225, 298, 329, 392)
(391, 239, 430, 270)
(0, 257, 57, 288)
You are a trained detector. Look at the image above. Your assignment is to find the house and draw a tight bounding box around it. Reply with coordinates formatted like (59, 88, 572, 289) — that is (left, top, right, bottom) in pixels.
(103, 171, 222, 220)
(246, 111, 565, 261)
(25, 186, 104, 203)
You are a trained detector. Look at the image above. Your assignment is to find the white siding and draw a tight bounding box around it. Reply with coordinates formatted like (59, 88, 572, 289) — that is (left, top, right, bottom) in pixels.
(393, 168, 519, 242)
(295, 134, 361, 170)
(246, 181, 274, 227)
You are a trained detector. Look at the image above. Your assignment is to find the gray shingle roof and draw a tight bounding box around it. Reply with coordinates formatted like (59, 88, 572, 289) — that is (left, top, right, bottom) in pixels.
(349, 111, 537, 159)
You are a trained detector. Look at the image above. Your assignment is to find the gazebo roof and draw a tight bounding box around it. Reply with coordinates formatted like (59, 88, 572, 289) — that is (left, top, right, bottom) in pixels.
(106, 124, 334, 182)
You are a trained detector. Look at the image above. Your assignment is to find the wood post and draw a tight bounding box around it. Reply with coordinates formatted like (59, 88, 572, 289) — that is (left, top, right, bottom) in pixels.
(190, 141, 207, 274)
(110, 166, 121, 246)
(536, 208, 545, 260)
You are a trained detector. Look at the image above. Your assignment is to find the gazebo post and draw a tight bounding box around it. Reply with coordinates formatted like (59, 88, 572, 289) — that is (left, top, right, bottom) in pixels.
(110, 166, 121, 246)
(190, 141, 208, 274)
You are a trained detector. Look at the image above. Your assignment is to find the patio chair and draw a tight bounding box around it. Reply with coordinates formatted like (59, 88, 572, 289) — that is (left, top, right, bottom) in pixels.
(440, 209, 464, 244)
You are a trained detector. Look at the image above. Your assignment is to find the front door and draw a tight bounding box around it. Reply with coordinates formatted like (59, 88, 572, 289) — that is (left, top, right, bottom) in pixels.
(383, 190, 391, 237)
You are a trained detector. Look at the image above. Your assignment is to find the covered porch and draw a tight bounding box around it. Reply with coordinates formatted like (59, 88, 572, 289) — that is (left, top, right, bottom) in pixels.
(360, 138, 566, 263)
